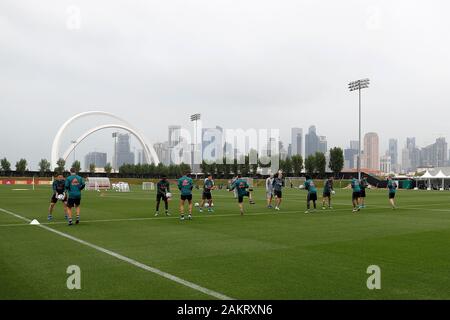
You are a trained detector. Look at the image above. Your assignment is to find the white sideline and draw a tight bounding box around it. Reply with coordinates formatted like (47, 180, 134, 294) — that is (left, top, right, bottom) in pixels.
(0, 207, 234, 301)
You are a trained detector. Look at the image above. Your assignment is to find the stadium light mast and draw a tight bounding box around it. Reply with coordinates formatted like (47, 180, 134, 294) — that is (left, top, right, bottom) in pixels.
(348, 78, 370, 180)
(190, 114, 201, 173)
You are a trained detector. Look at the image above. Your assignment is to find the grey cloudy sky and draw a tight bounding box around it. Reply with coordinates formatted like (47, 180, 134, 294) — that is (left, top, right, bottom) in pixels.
(1, 0, 449, 169)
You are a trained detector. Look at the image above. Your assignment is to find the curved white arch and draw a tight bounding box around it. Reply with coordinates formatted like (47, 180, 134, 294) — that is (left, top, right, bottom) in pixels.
(62, 124, 158, 166)
(51, 111, 159, 168)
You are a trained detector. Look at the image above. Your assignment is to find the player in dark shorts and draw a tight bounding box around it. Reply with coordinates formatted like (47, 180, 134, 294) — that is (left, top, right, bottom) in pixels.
(351, 177, 361, 212)
(387, 176, 398, 209)
(200, 174, 215, 213)
(48, 175, 68, 221)
(229, 174, 255, 215)
(155, 175, 171, 216)
(322, 177, 334, 210)
(304, 176, 318, 213)
(272, 172, 284, 211)
(359, 177, 368, 208)
(65, 168, 86, 226)
(177, 172, 194, 221)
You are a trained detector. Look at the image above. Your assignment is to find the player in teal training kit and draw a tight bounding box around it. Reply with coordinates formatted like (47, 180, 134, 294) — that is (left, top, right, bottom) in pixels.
(351, 177, 361, 212)
(304, 177, 317, 214)
(65, 168, 85, 226)
(387, 176, 398, 209)
(229, 174, 255, 215)
(178, 172, 194, 221)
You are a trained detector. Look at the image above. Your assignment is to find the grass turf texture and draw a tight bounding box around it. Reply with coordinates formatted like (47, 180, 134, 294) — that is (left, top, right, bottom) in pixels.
(0, 185, 449, 300)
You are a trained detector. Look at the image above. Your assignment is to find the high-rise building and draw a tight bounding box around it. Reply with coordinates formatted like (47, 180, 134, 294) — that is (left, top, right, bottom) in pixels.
(363, 132, 379, 170)
(305, 126, 326, 157)
(115, 134, 135, 169)
(402, 137, 421, 172)
(291, 128, 303, 157)
(202, 126, 224, 163)
(318, 136, 328, 154)
(84, 152, 107, 171)
(388, 139, 398, 173)
(380, 153, 392, 174)
(420, 137, 448, 167)
(168, 125, 182, 164)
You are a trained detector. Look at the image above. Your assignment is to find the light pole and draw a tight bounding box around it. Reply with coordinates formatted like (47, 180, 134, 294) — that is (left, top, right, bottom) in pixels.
(348, 78, 370, 180)
(112, 132, 119, 172)
(190, 114, 201, 173)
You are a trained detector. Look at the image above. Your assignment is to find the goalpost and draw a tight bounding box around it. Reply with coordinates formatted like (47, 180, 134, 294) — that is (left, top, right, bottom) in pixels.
(284, 177, 306, 189)
(86, 177, 111, 191)
(112, 182, 131, 192)
(142, 182, 155, 191)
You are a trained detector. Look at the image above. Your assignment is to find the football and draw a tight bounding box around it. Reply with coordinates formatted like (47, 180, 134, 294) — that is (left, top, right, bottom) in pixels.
(57, 194, 65, 200)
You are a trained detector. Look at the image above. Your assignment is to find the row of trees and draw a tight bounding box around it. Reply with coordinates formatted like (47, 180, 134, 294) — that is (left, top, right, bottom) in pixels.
(0, 157, 113, 176)
(0, 147, 344, 178)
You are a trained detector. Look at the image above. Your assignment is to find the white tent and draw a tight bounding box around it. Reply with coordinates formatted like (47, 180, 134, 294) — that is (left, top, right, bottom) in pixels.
(434, 170, 447, 190)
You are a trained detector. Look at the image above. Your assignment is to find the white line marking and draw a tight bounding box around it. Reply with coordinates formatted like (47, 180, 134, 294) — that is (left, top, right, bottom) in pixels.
(0, 207, 234, 300)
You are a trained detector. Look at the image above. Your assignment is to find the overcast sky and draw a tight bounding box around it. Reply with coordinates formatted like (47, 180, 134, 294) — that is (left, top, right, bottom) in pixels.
(1, 0, 449, 169)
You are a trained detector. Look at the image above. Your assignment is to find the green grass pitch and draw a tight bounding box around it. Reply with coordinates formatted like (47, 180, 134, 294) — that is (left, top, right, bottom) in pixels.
(0, 184, 449, 300)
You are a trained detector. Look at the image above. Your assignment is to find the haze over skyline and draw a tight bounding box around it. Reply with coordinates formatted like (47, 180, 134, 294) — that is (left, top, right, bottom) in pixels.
(1, 0, 450, 169)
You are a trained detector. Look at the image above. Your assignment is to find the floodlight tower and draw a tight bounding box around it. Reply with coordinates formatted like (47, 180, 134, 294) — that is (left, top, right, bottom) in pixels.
(190, 114, 201, 172)
(348, 78, 370, 180)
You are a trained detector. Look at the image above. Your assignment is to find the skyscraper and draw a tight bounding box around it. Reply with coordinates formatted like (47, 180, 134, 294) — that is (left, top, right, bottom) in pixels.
(363, 132, 379, 170)
(402, 137, 420, 172)
(202, 126, 224, 163)
(305, 126, 326, 157)
(84, 152, 107, 171)
(115, 133, 135, 169)
(420, 137, 448, 167)
(291, 128, 303, 157)
(388, 139, 398, 173)
(168, 125, 182, 164)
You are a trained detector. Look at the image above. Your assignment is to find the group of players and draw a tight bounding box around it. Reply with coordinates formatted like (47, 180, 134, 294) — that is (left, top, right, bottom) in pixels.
(49, 168, 398, 225)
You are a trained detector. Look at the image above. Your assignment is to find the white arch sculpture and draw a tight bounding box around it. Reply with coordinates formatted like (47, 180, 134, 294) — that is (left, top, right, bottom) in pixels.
(51, 111, 159, 169)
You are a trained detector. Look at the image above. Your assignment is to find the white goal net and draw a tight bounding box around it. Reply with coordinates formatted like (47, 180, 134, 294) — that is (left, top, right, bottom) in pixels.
(112, 182, 130, 192)
(142, 182, 155, 191)
(86, 177, 111, 191)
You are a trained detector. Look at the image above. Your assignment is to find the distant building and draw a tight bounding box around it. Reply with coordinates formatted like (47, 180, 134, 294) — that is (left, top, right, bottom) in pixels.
(402, 137, 421, 172)
(344, 140, 359, 170)
(388, 139, 398, 173)
(291, 128, 303, 157)
(202, 126, 224, 163)
(168, 125, 182, 165)
(115, 134, 135, 169)
(305, 126, 326, 157)
(363, 132, 379, 170)
(84, 152, 107, 171)
(380, 153, 392, 174)
(420, 137, 448, 167)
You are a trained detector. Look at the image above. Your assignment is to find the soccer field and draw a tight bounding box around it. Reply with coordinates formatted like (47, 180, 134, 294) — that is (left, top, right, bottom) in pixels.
(0, 185, 449, 300)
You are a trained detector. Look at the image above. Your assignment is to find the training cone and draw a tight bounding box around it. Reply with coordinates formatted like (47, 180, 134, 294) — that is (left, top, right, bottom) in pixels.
(30, 219, 40, 225)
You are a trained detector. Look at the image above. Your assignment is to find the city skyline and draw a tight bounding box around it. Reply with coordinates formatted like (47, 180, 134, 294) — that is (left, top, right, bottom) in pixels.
(1, 1, 450, 171)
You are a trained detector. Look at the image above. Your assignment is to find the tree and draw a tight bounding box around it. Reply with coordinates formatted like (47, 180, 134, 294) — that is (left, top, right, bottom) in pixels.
(72, 160, 81, 173)
(329, 147, 344, 177)
(1, 158, 11, 172)
(38, 159, 51, 175)
(304, 155, 316, 176)
(89, 163, 96, 174)
(15, 159, 28, 176)
(282, 157, 293, 176)
(104, 163, 112, 174)
(291, 155, 303, 176)
(55, 158, 66, 174)
(314, 152, 326, 178)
